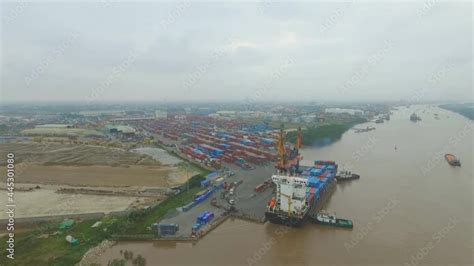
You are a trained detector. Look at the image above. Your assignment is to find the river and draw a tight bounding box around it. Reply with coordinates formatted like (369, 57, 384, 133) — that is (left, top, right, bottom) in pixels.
(100, 105, 473, 266)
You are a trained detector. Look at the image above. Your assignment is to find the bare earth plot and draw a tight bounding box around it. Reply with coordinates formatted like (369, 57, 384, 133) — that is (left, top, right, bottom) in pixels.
(0, 188, 137, 219)
(6, 164, 174, 187)
(0, 143, 192, 219)
(0, 143, 189, 187)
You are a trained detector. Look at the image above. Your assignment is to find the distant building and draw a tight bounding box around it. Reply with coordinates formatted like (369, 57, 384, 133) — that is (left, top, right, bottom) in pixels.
(155, 110, 168, 119)
(167, 107, 186, 120)
(301, 114, 316, 123)
(104, 124, 136, 136)
(216, 111, 236, 116)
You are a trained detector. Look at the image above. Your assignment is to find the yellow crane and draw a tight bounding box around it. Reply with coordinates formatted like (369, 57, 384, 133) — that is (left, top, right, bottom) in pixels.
(276, 126, 287, 171)
(295, 127, 302, 150)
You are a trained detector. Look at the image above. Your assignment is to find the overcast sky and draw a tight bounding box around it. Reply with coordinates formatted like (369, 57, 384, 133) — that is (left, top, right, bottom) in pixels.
(1, 1, 472, 103)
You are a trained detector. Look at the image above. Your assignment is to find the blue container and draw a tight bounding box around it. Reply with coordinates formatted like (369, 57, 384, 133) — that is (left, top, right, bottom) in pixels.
(310, 168, 323, 176)
(202, 212, 214, 223)
(196, 212, 207, 224)
(207, 172, 219, 179)
(201, 179, 210, 187)
(319, 182, 326, 190)
(307, 177, 319, 188)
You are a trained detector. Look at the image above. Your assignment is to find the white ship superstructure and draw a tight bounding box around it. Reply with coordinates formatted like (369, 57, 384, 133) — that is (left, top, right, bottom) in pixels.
(270, 175, 310, 217)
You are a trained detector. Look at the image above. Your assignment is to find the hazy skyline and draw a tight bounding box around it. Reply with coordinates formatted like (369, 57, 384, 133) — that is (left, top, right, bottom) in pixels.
(1, 1, 472, 103)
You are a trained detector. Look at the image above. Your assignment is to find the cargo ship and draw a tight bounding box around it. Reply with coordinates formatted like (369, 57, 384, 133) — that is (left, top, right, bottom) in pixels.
(265, 127, 338, 227)
(445, 153, 461, 166)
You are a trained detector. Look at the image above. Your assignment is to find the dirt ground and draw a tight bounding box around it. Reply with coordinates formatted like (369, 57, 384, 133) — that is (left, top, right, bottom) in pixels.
(0, 143, 191, 187)
(0, 188, 137, 219)
(2, 164, 177, 187)
(0, 143, 192, 220)
(0, 143, 159, 166)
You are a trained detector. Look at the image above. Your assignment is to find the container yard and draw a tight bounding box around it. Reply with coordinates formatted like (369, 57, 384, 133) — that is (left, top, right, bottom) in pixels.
(126, 115, 279, 171)
(119, 119, 347, 238)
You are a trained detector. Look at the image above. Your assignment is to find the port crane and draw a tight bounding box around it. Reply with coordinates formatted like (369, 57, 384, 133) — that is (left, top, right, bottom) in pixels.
(295, 126, 302, 150)
(275, 126, 303, 175)
(276, 126, 287, 172)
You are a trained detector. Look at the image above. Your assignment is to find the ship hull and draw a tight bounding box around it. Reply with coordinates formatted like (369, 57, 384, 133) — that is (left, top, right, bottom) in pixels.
(335, 174, 360, 181)
(264, 211, 306, 227)
(445, 154, 461, 166)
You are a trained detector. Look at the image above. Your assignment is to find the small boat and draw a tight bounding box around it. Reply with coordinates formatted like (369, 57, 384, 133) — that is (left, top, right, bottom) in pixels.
(375, 118, 384, 124)
(354, 126, 376, 133)
(445, 154, 461, 166)
(311, 212, 353, 229)
(336, 170, 360, 181)
(410, 113, 421, 122)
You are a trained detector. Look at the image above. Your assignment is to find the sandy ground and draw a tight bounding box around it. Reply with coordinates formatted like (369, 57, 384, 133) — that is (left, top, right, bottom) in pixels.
(0, 143, 193, 220)
(0, 188, 137, 219)
(0, 143, 158, 166)
(2, 164, 177, 187)
(0, 143, 192, 187)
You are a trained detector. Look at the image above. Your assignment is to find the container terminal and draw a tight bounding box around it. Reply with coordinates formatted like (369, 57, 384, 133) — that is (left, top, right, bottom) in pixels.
(117, 118, 355, 239)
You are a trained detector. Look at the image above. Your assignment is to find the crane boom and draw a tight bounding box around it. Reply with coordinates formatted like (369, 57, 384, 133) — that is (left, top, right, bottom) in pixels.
(295, 127, 302, 150)
(276, 127, 287, 171)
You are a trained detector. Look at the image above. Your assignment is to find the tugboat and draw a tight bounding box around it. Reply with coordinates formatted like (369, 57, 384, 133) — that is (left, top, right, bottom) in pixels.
(335, 170, 360, 181)
(445, 154, 461, 166)
(311, 212, 353, 229)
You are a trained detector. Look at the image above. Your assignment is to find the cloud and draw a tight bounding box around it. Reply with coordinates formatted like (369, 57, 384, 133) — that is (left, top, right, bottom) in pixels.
(1, 1, 472, 102)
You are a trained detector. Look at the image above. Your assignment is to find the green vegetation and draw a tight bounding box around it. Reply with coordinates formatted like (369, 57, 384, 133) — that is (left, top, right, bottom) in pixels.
(0, 175, 205, 266)
(439, 103, 474, 120)
(286, 119, 366, 146)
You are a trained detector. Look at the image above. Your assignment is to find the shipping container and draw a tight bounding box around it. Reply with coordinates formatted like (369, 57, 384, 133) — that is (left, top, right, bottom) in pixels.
(201, 179, 210, 187)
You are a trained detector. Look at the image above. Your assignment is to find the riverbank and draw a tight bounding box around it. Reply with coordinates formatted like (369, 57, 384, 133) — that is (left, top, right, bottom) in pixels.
(439, 103, 474, 120)
(286, 118, 366, 146)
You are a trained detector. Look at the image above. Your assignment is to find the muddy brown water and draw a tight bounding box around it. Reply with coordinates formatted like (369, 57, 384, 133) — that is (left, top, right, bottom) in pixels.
(100, 105, 473, 266)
